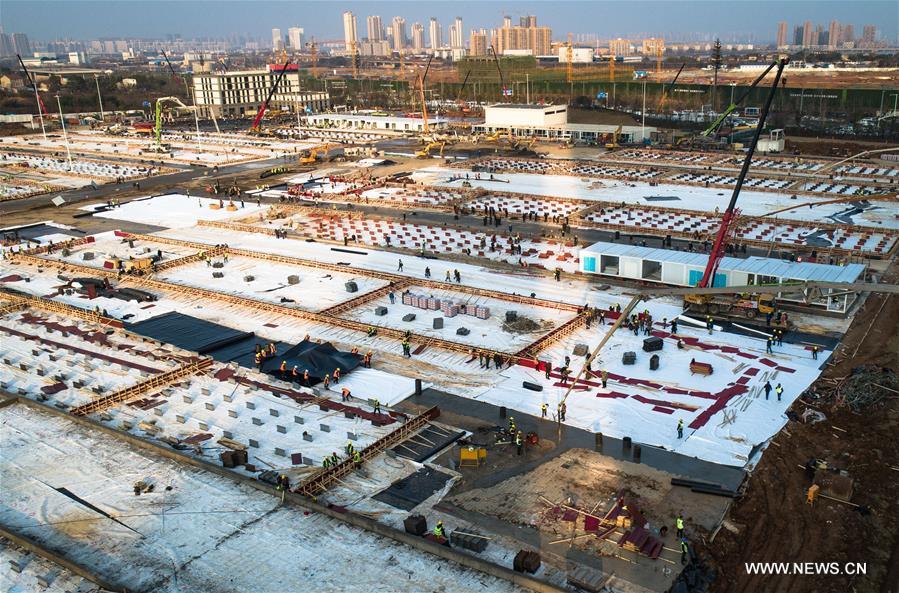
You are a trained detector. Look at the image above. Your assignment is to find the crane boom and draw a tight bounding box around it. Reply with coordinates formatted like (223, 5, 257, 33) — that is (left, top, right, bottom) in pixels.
(16, 54, 49, 116)
(418, 56, 434, 136)
(251, 60, 291, 131)
(160, 50, 179, 80)
(489, 46, 507, 99)
(701, 59, 779, 137)
(657, 63, 686, 112)
(697, 58, 787, 290)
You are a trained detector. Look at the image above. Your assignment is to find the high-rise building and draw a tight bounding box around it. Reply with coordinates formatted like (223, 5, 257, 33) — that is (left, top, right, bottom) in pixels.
(502, 16, 512, 29)
(11, 32, 30, 55)
(451, 17, 464, 47)
(841, 24, 854, 44)
(391, 17, 407, 51)
(411, 23, 425, 51)
(343, 11, 358, 48)
(520, 15, 537, 28)
(793, 25, 804, 46)
(288, 27, 304, 51)
(469, 29, 488, 56)
(0, 33, 14, 57)
(271, 28, 283, 51)
(642, 38, 665, 56)
(776, 21, 788, 47)
(428, 18, 442, 49)
(802, 20, 814, 46)
(861, 24, 877, 47)
(827, 20, 841, 48)
(492, 17, 552, 56)
(609, 38, 632, 56)
(366, 15, 383, 42)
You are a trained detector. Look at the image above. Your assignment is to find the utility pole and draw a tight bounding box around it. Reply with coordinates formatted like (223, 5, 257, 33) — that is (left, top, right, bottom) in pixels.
(55, 95, 73, 171)
(711, 39, 722, 111)
(94, 74, 105, 122)
(641, 78, 647, 142)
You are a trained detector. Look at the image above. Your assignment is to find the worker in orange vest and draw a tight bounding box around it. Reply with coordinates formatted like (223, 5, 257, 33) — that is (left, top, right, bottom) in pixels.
(279, 361, 287, 374)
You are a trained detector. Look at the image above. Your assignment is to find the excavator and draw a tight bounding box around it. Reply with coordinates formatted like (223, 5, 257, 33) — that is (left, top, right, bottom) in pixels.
(298, 143, 333, 165)
(415, 141, 445, 159)
(604, 125, 622, 150)
(683, 57, 788, 317)
(153, 96, 194, 150)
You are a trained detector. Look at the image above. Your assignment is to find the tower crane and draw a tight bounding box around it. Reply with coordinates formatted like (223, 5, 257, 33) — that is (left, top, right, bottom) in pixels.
(305, 38, 319, 77)
(566, 33, 574, 84)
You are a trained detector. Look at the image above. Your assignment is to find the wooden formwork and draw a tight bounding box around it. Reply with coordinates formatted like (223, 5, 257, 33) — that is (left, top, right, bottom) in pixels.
(14, 236, 95, 257)
(71, 358, 212, 417)
(126, 229, 583, 312)
(516, 313, 588, 359)
(152, 246, 227, 273)
(320, 279, 413, 316)
(0, 286, 122, 327)
(295, 406, 440, 497)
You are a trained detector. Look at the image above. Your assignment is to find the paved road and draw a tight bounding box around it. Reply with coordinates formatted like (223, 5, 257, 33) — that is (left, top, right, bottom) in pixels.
(0, 155, 290, 216)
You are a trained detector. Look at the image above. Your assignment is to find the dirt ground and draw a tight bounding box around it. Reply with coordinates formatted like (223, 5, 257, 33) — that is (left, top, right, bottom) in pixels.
(703, 259, 899, 593)
(450, 448, 729, 533)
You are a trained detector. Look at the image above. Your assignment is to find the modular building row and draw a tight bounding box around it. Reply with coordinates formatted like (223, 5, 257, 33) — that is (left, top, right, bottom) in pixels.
(579, 241, 866, 313)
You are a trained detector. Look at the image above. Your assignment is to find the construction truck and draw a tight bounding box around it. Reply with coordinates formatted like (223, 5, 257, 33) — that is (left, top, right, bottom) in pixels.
(121, 257, 154, 274)
(683, 291, 775, 318)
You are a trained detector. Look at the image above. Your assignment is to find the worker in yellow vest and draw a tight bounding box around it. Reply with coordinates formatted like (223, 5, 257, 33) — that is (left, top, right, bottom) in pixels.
(676, 514, 685, 538)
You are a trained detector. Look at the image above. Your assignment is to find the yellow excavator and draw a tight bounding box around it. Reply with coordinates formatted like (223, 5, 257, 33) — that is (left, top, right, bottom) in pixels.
(604, 125, 622, 150)
(416, 141, 445, 159)
(299, 143, 333, 165)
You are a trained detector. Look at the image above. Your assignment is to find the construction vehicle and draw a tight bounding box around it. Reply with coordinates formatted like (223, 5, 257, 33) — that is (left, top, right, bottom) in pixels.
(684, 57, 789, 316)
(298, 143, 333, 164)
(153, 96, 193, 150)
(250, 60, 292, 135)
(701, 59, 781, 139)
(656, 63, 686, 113)
(604, 125, 622, 150)
(415, 141, 445, 159)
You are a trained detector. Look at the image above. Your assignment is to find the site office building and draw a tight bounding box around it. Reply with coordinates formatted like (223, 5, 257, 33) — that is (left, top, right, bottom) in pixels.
(193, 64, 330, 118)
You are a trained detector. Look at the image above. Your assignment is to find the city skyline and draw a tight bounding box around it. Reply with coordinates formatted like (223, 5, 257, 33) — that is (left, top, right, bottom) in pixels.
(3, 1, 896, 44)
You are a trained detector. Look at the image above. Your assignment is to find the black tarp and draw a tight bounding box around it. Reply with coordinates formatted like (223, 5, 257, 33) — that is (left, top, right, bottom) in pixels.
(259, 340, 360, 385)
(127, 312, 255, 354)
(127, 312, 359, 385)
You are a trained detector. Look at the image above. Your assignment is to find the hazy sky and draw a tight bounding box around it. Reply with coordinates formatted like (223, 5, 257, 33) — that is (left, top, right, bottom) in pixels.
(3, 0, 897, 42)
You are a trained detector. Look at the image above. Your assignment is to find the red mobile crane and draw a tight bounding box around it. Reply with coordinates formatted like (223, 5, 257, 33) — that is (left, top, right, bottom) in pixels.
(250, 60, 292, 133)
(685, 57, 788, 315)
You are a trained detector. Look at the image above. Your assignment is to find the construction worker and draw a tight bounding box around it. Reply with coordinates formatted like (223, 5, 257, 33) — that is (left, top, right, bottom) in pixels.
(279, 360, 287, 374)
(268, 343, 277, 356)
(540, 403, 548, 418)
(775, 383, 784, 402)
(776, 329, 784, 346)
(601, 369, 608, 388)
(291, 365, 299, 379)
(670, 318, 678, 334)
(544, 361, 551, 379)
(373, 399, 382, 414)
(559, 401, 567, 422)
(706, 317, 713, 335)
(363, 351, 372, 367)
(333, 367, 341, 383)
(680, 538, 690, 565)
(322, 373, 330, 390)
(322, 457, 331, 469)
(676, 514, 685, 538)
(508, 416, 516, 433)
(254, 351, 264, 369)
(812, 345, 819, 360)
(353, 450, 362, 467)
(345, 441, 355, 456)
(303, 369, 310, 385)
(341, 387, 351, 402)
(329, 452, 339, 467)
(434, 520, 445, 538)
(766, 336, 774, 353)
(764, 381, 772, 400)
(516, 430, 524, 456)
(677, 419, 684, 439)
(367, 326, 376, 337)
(402, 339, 411, 357)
